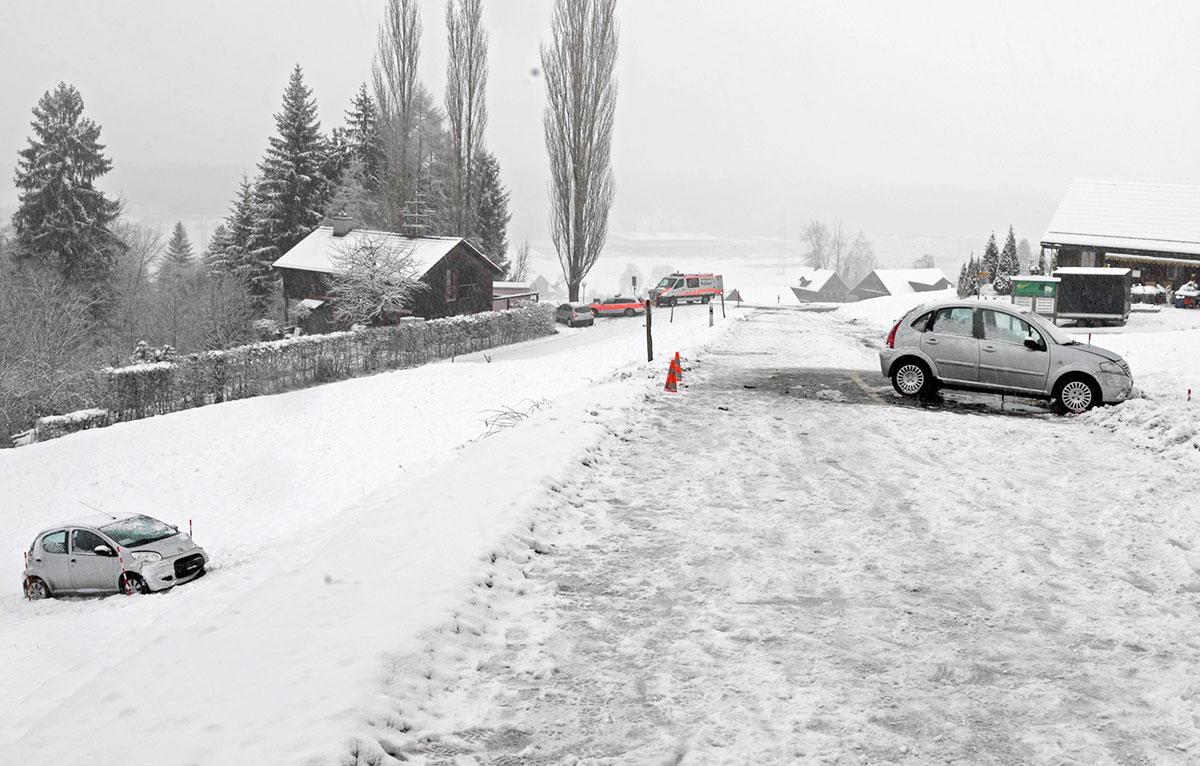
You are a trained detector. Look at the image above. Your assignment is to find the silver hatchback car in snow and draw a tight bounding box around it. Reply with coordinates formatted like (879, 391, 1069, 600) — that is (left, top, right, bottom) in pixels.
(879, 300, 1133, 413)
(23, 512, 208, 599)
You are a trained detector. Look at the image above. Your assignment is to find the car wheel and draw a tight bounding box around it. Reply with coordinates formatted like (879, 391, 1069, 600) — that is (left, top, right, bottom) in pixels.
(24, 577, 50, 600)
(120, 573, 150, 595)
(624, 308, 635, 317)
(701, 296, 710, 304)
(1054, 375, 1100, 414)
(891, 359, 932, 398)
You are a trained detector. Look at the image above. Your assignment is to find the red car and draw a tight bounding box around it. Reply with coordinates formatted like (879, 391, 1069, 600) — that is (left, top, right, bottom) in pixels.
(589, 296, 646, 317)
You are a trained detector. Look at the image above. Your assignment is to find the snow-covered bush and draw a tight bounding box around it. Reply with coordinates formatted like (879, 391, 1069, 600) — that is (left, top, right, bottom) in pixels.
(33, 408, 110, 442)
(98, 304, 555, 424)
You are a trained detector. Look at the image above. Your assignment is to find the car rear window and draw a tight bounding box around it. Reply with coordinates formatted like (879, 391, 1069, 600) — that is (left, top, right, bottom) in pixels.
(910, 311, 933, 330)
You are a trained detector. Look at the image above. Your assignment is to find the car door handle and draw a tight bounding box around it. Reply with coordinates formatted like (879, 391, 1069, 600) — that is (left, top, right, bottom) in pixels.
(70, 558, 77, 563)
(926, 338, 939, 345)
(982, 345, 996, 352)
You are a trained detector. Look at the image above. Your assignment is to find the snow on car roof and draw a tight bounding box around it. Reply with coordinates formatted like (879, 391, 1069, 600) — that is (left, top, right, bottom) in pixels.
(38, 511, 139, 533)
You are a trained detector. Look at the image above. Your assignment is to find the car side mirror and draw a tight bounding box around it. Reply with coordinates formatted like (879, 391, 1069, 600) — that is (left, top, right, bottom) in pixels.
(94, 544, 115, 557)
(1024, 337, 1042, 351)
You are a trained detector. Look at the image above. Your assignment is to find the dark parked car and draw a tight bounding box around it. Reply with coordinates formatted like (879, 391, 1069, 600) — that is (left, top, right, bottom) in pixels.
(879, 299, 1133, 413)
(555, 302, 594, 328)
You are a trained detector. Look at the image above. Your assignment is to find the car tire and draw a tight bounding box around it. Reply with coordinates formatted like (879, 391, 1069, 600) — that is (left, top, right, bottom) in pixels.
(701, 296, 710, 304)
(1054, 375, 1100, 414)
(891, 358, 933, 398)
(120, 573, 150, 595)
(24, 577, 50, 600)
(624, 308, 635, 317)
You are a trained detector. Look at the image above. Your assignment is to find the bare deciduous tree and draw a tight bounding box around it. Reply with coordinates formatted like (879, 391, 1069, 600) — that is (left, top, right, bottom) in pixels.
(373, 0, 423, 231)
(802, 220, 830, 269)
(509, 239, 532, 282)
(327, 236, 428, 325)
(445, 0, 488, 238)
(541, 0, 618, 301)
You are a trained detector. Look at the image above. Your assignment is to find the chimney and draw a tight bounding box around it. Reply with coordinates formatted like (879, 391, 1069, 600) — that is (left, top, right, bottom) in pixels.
(331, 211, 355, 237)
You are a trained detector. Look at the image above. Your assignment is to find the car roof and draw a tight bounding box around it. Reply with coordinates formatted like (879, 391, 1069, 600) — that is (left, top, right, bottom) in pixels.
(911, 298, 1034, 317)
(34, 511, 140, 536)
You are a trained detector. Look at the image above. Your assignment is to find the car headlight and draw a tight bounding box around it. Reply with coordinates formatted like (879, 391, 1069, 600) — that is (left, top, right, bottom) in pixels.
(1099, 361, 1127, 376)
(131, 551, 162, 563)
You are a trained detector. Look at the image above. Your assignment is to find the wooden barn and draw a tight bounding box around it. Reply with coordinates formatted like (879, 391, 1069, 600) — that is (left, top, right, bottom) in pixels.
(846, 268, 952, 302)
(1041, 178, 1200, 288)
(790, 268, 849, 302)
(272, 216, 503, 333)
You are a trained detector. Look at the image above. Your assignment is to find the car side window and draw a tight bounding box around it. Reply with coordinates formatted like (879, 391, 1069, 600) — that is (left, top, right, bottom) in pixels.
(687, 277, 699, 288)
(910, 311, 934, 331)
(928, 307, 974, 337)
(72, 529, 108, 555)
(982, 310, 1040, 346)
(42, 530, 67, 554)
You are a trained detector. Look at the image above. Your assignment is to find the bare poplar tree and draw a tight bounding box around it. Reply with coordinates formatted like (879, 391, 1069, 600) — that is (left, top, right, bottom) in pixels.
(445, 0, 488, 238)
(541, 0, 618, 301)
(373, 0, 423, 232)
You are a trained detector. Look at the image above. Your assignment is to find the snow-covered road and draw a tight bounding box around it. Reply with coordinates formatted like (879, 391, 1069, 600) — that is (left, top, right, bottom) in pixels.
(360, 309, 1200, 765)
(6, 296, 1200, 766)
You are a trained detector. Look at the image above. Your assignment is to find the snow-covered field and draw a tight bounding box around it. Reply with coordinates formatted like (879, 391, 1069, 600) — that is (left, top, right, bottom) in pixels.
(4, 290, 1200, 765)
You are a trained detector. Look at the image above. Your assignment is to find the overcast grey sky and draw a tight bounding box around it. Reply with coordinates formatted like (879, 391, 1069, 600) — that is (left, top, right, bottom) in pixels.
(3, 0, 1199, 250)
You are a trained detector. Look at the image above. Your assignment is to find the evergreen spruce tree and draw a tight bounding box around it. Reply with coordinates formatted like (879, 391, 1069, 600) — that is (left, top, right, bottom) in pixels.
(981, 232, 999, 285)
(248, 66, 329, 310)
(1037, 249, 1048, 275)
(208, 174, 257, 276)
(12, 82, 123, 285)
(474, 150, 510, 271)
(994, 225, 1020, 295)
(967, 253, 981, 295)
(345, 83, 384, 195)
(158, 222, 195, 279)
(203, 224, 231, 273)
(957, 262, 969, 297)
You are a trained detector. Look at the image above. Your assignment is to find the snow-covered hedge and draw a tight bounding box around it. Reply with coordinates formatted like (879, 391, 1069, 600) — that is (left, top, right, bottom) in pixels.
(30, 408, 111, 443)
(99, 304, 555, 424)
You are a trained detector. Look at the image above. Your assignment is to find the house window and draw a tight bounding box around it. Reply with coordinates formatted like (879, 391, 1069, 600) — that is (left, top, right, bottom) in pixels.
(445, 267, 458, 301)
(1081, 250, 1096, 267)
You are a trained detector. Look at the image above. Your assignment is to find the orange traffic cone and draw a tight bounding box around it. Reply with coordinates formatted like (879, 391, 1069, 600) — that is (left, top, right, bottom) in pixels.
(664, 359, 678, 392)
(673, 352, 684, 382)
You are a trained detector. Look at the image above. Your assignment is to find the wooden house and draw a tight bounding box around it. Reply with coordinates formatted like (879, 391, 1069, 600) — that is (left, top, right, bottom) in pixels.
(790, 268, 849, 302)
(1041, 178, 1200, 288)
(847, 268, 952, 302)
(272, 217, 503, 333)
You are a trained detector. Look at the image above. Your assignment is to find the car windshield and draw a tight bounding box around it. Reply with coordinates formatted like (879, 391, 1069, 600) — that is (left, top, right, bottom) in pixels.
(656, 277, 677, 288)
(1022, 310, 1074, 345)
(100, 515, 177, 548)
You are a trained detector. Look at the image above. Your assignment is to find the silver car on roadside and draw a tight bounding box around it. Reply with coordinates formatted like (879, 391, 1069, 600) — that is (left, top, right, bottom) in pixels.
(879, 299, 1133, 413)
(23, 512, 209, 599)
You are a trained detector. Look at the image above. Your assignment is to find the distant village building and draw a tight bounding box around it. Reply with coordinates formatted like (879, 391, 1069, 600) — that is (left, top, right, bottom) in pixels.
(1041, 178, 1200, 287)
(847, 268, 952, 301)
(790, 268, 849, 303)
(492, 280, 539, 311)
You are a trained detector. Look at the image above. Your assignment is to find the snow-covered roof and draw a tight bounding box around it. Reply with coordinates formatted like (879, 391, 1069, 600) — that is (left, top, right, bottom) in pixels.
(493, 281, 533, 291)
(272, 227, 502, 276)
(794, 268, 838, 293)
(1054, 267, 1132, 276)
(872, 268, 951, 295)
(1042, 178, 1200, 257)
